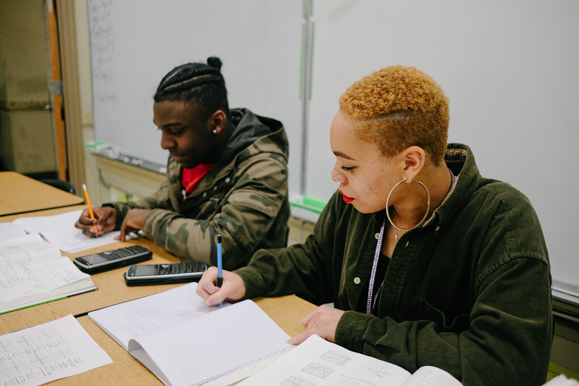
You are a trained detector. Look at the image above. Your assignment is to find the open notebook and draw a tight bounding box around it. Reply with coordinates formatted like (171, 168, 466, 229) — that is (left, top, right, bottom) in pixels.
(0, 233, 96, 314)
(88, 283, 292, 386)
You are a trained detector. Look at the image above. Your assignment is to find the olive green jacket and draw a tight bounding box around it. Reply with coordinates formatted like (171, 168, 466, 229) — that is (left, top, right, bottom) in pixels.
(105, 108, 290, 269)
(235, 144, 552, 385)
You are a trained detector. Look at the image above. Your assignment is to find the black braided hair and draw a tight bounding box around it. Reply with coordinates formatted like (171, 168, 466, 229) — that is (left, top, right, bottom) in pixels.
(154, 57, 229, 121)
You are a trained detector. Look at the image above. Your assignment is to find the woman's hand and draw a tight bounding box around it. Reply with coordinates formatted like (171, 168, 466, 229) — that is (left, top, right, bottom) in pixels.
(75, 206, 117, 237)
(288, 305, 345, 345)
(116, 209, 150, 241)
(196, 267, 246, 306)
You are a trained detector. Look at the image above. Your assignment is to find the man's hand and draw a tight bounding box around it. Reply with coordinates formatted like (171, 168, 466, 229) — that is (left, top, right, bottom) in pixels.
(288, 306, 345, 345)
(116, 209, 150, 241)
(75, 206, 117, 237)
(196, 267, 246, 306)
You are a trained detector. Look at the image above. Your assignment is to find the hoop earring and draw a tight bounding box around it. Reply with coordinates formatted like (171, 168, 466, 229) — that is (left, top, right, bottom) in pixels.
(385, 179, 431, 232)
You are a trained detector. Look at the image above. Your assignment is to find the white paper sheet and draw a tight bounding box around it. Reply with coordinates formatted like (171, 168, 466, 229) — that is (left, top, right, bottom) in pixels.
(12, 209, 136, 253)
(543, 374, 579, 386)
(0, 315, 112, 386)
(0, 223, 28, 242)
(88, 282, 228, 350)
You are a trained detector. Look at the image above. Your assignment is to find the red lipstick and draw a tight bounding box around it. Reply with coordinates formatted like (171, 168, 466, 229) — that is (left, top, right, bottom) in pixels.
(340, 191, 354, 203)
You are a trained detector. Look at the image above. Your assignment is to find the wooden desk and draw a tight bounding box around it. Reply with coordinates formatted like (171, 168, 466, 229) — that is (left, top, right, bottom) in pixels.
(0, 171, 84, 216)
(46, 296, 317, 386)
(1, 205, 319, 385)
(0, 206, 187, 334)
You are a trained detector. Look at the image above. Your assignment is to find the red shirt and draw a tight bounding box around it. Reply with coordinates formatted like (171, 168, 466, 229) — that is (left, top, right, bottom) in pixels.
(182, 163, 215, 195)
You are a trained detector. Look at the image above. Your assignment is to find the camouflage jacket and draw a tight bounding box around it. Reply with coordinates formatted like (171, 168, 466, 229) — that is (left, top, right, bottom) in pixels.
(104, 108, 290, 269)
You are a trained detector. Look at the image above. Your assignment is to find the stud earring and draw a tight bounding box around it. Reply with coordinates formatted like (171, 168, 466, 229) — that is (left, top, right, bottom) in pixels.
(213, 129, 217, 134)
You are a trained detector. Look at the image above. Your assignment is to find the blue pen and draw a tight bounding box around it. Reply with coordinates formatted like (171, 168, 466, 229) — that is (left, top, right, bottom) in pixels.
(217, 234, 223, 307)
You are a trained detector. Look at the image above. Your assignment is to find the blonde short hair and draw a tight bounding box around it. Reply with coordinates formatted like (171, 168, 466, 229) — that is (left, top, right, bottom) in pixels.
(339, 66, 449, 165)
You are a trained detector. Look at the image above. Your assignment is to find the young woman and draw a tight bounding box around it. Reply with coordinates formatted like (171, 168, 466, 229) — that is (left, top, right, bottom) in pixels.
(197, 66, 552, 385)
(75, 58, 290, 269)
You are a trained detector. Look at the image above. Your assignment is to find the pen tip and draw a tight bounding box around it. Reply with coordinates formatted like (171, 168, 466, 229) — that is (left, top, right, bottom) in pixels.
(217, 234, 222, 243)
(83, 183, 87, 190)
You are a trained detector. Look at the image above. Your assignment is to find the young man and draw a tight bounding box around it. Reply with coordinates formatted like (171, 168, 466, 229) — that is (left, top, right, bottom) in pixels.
(76, 57, 290, 269)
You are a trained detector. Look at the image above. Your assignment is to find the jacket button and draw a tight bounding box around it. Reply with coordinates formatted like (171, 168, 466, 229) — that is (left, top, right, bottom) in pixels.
(225, 178, 231, 183)
(375, 233, 380, 239)
(203, 192, 207, 197)
(353, 277, 361, 284)
(214, 186, 218, 190)
(435, 226, 440, 232)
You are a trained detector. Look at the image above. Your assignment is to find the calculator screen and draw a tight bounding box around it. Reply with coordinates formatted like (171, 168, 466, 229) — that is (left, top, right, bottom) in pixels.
(79, 254, 110, 265)
(132, 265, 156, 276)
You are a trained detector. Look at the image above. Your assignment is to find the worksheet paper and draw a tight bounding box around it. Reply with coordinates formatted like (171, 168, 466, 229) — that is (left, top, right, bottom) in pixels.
(0, 223, 27, 242)
(88, 282, 229, 350)
(240, 334, 462, 386)
(11, 209, 137, 253)
(0, 315, 112, 386)
(0, 234, 91, 303)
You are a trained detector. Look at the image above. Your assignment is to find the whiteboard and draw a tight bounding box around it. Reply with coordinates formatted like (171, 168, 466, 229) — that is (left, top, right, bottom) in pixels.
(87, 0, 304, 192)
(305, 0, 579, 285)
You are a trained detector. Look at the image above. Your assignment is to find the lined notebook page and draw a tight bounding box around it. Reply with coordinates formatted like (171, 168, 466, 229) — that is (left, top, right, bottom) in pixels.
(127, 299, 292, 386)
(89, 282, 225, 350)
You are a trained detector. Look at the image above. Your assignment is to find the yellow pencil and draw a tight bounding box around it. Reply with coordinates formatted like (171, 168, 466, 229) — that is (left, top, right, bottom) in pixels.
(82, 183, 99, 237)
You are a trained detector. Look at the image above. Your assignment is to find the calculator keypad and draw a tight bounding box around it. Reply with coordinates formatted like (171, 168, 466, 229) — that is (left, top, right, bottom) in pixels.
(98, 245, 149, 261)
(156, 262, 206, 275)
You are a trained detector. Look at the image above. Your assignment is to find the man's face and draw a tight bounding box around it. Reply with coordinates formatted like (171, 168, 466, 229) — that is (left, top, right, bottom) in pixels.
(153, 100, 214, 169)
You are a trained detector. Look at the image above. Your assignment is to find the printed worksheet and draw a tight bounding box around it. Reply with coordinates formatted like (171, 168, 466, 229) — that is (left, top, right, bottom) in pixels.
(12, 210, 137, 253)
(0, 315, 112, 385)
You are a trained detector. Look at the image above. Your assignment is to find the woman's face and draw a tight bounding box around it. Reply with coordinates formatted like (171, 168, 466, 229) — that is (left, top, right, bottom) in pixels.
(330, 110, 402, 214)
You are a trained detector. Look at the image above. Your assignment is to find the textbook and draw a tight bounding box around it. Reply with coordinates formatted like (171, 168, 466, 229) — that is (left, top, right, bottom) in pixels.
(0, 233, 97, 314)
(240, 334, 462, 386)
(88, 283, 292, 386)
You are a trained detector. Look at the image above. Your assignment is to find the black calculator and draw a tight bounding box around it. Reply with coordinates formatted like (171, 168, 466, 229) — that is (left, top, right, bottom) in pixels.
(124, 262, 208, 286)
(73, 245, 153, 274)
